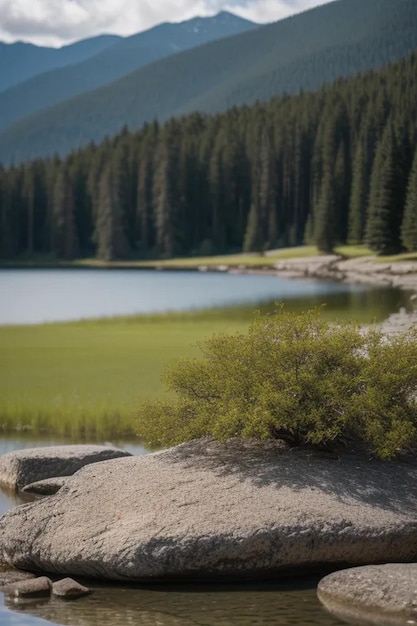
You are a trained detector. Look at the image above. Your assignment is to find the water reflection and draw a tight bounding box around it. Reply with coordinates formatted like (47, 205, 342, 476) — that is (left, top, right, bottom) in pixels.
(3, 580, 345, 626)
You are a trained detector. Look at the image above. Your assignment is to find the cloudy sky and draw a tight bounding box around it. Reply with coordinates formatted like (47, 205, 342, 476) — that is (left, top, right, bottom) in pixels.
(0, 0, 335, 47)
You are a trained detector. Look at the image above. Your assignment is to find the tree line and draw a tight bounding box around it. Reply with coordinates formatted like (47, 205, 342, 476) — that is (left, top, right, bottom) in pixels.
(1, 51, 417, 261)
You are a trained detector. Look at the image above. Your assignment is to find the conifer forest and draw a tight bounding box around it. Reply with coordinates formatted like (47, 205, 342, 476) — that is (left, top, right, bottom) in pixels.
(1, 51, 417, 262)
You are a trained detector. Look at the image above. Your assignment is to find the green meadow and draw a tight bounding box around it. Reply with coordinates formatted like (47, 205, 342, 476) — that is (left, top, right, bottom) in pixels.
(0, 310, 257, 438)
(0, 292, 409, 439)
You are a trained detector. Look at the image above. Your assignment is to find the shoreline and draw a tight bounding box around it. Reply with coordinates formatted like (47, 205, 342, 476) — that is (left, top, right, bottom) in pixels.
(256, 254, 417, 334)
(230, 255, 417, 294)
(2, 254, 417, 333)
(2, 253, 417, 292)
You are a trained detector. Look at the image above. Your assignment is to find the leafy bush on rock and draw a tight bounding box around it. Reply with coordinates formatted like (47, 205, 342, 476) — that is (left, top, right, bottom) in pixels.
(137, 307, 417, 459)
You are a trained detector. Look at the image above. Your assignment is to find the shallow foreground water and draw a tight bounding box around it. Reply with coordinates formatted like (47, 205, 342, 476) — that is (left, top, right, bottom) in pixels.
(0, 579, 346, 626)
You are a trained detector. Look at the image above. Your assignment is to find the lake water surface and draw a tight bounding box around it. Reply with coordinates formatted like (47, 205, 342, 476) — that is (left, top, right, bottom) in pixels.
(0, 267, 408, 325)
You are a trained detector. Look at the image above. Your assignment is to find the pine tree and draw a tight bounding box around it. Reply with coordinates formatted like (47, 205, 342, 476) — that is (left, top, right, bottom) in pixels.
(243, 202, 261, 252)
(366, 121, 405, 254)
(348, 142, 368, 244)
(0, 167, 14, 258)
(95, 163, 129, 261)
(208, 133, 227, 252)
(137, 148, 155, 256)
(152, 124, 180, 258)
(315, 171, 336, 253)
(401, 148, 417, 252)
(313, 107, 342, 253)
(52, 166, 78, 259)
(23, 165, 35, 256)
(244, 127, 276, 251)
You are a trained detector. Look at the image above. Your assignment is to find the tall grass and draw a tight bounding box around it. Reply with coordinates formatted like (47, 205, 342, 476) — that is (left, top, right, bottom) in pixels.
(0, 312, 250, 437)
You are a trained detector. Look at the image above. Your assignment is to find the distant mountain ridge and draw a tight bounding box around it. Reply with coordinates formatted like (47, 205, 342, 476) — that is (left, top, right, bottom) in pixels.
(0, 12, 257, 133)
(1, 0, 417, 165)
(0, 34, 121, 93)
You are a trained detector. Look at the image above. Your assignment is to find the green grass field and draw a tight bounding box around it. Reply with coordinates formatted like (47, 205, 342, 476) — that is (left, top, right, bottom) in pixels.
(0, 291, 409, 438)
(0, 311, 252, 438)
(74, 244, 378, 268)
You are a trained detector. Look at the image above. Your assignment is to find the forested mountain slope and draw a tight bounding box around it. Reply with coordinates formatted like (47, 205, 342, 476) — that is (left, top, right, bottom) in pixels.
(0, 0, 416, 165)
(1, 50, 416, 261)
(0, 35, 121, 93)
(0, 12, 256, 134)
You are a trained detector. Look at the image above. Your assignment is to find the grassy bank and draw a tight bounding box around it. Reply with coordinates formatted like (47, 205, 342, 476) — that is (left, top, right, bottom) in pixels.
(1, 244, 407, 271)
(0, 311, 251, 438)
(0, 286, 411, 439)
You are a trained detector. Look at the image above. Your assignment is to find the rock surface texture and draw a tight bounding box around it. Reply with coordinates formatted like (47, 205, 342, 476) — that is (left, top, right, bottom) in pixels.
(0, 567, 36, 588)
(22, 477, 68, 496)
(3, 576, 52, 598)
(52, 578, 91, 599)
(318, 563, 417, 626)
(0, 445, 132, 491)
(0, 440, 417, 582)
(271, 255, 417, 293)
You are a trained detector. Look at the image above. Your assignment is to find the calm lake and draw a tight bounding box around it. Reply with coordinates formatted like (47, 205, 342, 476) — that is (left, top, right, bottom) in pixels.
(0, 267, 411, 325)
(0, 268, 409, 626)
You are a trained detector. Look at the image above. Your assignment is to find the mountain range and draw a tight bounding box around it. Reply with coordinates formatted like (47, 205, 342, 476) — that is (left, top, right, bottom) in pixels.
(0, 34, 121, 93)
(0, 12, 256, 134)
(1, 0, 416, 165)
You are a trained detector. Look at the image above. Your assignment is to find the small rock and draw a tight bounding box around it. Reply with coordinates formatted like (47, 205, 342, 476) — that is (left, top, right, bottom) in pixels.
(22, 476, 68, 496)
(0, 566, 36, 588)
(3, 576, 52, 598)
(52, 577, 91, 599)
(0, 444, 132, 491)
(318, 563, 417, 625)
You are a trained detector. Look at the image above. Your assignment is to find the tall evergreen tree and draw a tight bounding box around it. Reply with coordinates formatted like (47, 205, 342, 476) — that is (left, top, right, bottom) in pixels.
(0, 167, 14, 258)
(401, 148, 417, 252)
(153, 124, 180, 258)
(244, 127, 276, 251)
(366, 121, 405, 254)
(95, 163, 129, 261)
(348, 142, 368, 243)
(23, 165, 35, 256)
(52, 165, 78, 259)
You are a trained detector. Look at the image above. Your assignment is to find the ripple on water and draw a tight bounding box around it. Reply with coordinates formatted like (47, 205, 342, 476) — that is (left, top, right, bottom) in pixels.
(1, 581, 346, 626)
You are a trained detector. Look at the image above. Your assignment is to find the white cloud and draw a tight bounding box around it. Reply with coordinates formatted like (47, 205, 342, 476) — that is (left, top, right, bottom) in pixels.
(229, 0, 335, 24)
(0, 0, 335, 47)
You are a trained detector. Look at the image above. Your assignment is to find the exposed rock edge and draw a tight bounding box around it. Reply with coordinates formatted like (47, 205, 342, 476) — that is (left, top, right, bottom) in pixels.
(0, 445, 132, 491)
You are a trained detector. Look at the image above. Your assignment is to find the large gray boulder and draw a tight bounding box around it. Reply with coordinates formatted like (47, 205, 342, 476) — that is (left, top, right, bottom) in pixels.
(318, 563, 417, 626)
(0, 439, 417, 582)
(0, 445, 132, 491)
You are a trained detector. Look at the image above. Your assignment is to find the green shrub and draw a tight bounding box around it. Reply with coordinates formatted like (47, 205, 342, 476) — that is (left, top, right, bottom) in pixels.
(136, 307, 417, 458)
